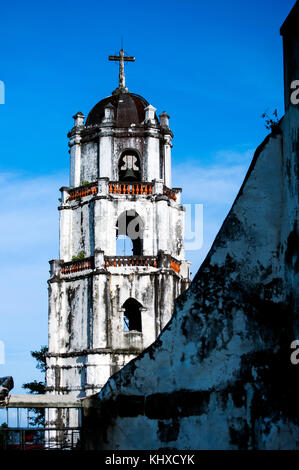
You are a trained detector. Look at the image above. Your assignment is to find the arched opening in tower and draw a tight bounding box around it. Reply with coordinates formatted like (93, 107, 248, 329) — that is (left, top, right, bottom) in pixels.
(116, 210, 144, 255)
(118, 150, 141, 181)
(116, 235, 134, 256)
(122, 298, 142, 332)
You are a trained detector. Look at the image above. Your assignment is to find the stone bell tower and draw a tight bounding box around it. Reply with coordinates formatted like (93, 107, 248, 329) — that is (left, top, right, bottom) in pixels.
(46, 50, 191, 425)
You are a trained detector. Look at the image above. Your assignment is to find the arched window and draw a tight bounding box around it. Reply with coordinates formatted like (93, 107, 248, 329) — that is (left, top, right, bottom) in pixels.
(118, 150, 141, 181)
(123, 298, 142, 332)
(116, 210, 143, 255)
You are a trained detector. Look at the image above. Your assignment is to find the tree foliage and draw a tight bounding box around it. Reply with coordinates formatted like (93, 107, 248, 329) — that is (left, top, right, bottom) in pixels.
(261, 109, 280, 133)
(22, 346, 48, 426)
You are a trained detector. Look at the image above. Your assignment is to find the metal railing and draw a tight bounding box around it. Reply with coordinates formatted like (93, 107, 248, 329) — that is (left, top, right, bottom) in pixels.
(0, 427, 82, 451)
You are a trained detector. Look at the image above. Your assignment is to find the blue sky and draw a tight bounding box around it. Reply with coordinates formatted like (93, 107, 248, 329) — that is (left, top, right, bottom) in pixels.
(0, 0, 295, 406)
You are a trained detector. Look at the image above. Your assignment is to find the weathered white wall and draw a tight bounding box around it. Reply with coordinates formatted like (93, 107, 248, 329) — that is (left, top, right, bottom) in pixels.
(145, 134, 160, 182)
(163, 136, 172, 188)
(80, 142, 98, 183)
(69, 137, 81, 187)
(59, 207, 72, 261)
(99, 134, 113, 179)
(48, 267, 184, 354)
(59, 192, 185, 259)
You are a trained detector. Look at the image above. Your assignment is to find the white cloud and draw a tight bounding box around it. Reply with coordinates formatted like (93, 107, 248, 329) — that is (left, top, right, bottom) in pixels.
(173, 149, 253, 204)
(0, 173, 65, 259)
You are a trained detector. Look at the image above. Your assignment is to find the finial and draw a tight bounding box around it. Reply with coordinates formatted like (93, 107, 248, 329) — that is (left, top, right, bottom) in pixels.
(109, 49, 135, 94)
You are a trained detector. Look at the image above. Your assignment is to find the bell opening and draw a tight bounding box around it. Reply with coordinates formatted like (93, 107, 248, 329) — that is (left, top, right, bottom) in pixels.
(118, 150, 141, 181)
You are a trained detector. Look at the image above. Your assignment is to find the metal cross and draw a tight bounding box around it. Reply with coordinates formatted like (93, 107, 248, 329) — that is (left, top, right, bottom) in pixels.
(109, 49, 135, 92)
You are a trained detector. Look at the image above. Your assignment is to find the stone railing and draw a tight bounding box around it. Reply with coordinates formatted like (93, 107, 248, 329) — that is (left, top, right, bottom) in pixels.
(163, 186, 177, 201)
(170, 258, 180, 274)
(109, 182, 153, 196)
(104, 254, 180, 274)
(61, 180, 181, 203)
(51, 253, 181, 276)
(104, 256, 158, 268)
(61, 257, 94, 275)
(67, 183, 98, 201)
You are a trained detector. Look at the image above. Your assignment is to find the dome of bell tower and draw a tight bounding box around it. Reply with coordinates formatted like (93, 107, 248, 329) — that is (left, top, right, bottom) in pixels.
(68, 48, 173, 188)
(85, 91, 158, 127)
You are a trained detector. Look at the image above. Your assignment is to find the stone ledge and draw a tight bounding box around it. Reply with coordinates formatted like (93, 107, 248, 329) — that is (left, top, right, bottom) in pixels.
(2, 394, 84, 408)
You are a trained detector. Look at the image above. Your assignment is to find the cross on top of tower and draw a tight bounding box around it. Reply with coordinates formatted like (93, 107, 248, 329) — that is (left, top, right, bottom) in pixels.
(109, 49, 135, 95)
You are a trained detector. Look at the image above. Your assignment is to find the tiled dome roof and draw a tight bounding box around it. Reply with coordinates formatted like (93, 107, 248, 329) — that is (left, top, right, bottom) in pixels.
(85, 92, 155, 127)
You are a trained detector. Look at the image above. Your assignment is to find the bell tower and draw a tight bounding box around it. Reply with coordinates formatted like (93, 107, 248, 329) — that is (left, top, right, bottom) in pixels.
(46, 50, 191, 426)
